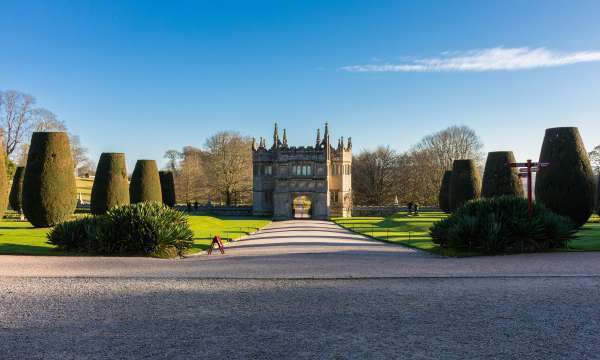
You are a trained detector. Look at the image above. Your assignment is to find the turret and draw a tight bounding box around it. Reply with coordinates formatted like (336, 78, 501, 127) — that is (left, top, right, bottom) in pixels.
(316, 128, 321, 148)
(282, 129, 288, 148)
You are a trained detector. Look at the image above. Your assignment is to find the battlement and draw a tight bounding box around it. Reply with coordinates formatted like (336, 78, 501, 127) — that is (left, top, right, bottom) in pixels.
(252, 122, 353, 220)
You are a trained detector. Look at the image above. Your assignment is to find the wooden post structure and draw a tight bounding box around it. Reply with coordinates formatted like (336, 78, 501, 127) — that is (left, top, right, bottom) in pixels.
(509, 160, 550, 219)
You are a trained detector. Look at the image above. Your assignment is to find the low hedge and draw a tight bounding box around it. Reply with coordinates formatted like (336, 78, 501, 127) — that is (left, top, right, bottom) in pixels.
(430, 196, 576, 254)
(47, 202, 194, 257)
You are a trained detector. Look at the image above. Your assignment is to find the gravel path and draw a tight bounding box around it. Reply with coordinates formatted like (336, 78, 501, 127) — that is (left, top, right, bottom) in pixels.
(2, 220, 600, 359)
(2, 277, 599, 359)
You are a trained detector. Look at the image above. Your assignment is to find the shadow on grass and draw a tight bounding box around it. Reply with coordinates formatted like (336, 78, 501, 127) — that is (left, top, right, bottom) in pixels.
(0, 243, 62, 256)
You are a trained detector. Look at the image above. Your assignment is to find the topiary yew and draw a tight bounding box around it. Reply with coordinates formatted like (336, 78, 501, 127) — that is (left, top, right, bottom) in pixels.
(159, 171, 176, 207)
(535, 127, 594, 227)
(438, 170, 452, 213)
(481, 151, 524, 198)
(9, 166, 25, 213)
(129, 160, 162, 204)
(0, 147, 9, 219)
(22, 132, 77, 227)
(449, 159, 481, 212)
(90, 153, 130, 215)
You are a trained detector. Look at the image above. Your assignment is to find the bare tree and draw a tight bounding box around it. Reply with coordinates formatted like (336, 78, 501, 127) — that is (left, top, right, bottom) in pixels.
(178, 146, 206, 203)
(203, 131, 253, 205)
(589, 145, 600, 175)
(352, 146, 400, 205)
(31, 108, 66, 132)
(0, 90, 35, 156)
(414, 125, 484, 171)
(164, 149, 180, 173)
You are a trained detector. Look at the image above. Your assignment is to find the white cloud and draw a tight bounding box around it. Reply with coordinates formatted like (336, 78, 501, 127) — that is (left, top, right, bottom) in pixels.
(339, 47, 600, 73)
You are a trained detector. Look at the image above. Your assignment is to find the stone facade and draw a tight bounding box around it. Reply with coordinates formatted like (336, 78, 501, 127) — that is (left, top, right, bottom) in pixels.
(252, 123, 352, 220)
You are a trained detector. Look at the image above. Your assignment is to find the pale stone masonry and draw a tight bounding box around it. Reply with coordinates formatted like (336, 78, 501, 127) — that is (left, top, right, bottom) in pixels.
(252, 123, 352, 220)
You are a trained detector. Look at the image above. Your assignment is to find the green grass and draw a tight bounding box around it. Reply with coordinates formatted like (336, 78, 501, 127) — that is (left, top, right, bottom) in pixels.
(187, 215, 271, 254)
(569, 215, 600, 251)
(335, 211, 600, 256)
(333, 211, 476, 256)
(0, 212, 271, 256)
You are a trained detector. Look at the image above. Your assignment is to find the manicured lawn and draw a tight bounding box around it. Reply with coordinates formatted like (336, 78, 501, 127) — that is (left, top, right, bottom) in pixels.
(334, 211, 600, 256)
(333, 211, 475, 256)
(569, 215, 600, 251)
(0, 213, 271, 256)
(187, 215, 271, 253)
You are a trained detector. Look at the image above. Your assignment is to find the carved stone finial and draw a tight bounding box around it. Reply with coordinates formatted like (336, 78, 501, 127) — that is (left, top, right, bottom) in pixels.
(316, 128, 321, 147)
(282, 129, 288, 147)
(252, 137, 257, 151)
(347, 137, 352, 150)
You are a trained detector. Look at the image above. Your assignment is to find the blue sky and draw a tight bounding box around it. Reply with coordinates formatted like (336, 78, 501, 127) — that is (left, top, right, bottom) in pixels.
(2, 0, 600, 169)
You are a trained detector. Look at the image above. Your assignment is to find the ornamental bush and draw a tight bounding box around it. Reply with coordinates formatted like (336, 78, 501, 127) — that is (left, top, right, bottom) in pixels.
(0, 148, 9, 219)
(438, 170, 452, 213)
(430, 196, 576, 254)
(535, 127, 595, 227)
(47, 202, 194, 257)
(159, 171, 176, 207)
(90, 153, 130, 215)
(449, 159, 481, 212)
(9, 166, 25, 213)
(481, 151, 524, 198)
(22, 132, 77, 227)
(129, 160, 162, 204)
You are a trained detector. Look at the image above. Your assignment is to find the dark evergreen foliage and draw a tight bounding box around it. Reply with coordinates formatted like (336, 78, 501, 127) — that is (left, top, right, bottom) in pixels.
(481, 151, 524, 198)
(9, 166, 25, 213)
(0, 147, 9, 218)
(431, 196, 576, 254)
(129, 160, 162, 204)
(535, 127, 594, 227)
(90, 153, 130, 215)
(159, 171, 176, 207)
(449, 159, 481, 212)
(438, 170, 452, 213)
(47, 202, 194, 257)
(22, 132, 76, 227)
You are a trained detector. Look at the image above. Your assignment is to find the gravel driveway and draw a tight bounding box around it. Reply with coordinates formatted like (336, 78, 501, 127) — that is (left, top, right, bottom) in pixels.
(1, 220, 600, 359)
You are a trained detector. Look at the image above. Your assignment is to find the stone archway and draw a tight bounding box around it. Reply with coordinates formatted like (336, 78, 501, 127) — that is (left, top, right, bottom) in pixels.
(292, 194, 312, 219)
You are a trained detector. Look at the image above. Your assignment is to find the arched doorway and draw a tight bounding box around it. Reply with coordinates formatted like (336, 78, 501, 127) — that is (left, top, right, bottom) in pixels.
(292, 195, 312, 219)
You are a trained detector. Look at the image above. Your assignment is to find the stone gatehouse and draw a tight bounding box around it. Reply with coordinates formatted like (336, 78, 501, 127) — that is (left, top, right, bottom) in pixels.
(252, 123, 352, 220)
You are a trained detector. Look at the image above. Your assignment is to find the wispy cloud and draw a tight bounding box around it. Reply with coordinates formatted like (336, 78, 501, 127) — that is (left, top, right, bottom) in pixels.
(339, 47, 600, 73)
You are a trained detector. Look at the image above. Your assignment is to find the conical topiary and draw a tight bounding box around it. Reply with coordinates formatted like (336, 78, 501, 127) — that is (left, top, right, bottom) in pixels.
(90, 153, 130, 215)
(129, 160, 162, 204)
(0, 146, 9, 219)
(22, 132, 76, 227)
(438, 170, 452, 213)
(9, 166, 25, 213)
(481, 151, 524, 198)
(159, 171, 176, 207)
(535, 127, 594, 227)
(449, 159, 481, 212)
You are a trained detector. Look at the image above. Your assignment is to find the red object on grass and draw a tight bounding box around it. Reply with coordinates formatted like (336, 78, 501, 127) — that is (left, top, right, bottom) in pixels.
(207, 235, 225, 255)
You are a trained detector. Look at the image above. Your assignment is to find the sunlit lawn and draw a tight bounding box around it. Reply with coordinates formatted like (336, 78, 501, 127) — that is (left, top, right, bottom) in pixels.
(334, 211, 600, 256)
(0, 212, 271, 256)
(333, 211, 475, 256)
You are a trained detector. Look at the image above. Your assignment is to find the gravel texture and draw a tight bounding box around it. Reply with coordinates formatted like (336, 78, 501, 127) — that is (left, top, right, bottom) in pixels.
(2, 220, 600, 359)
(1, 277, 599, 359)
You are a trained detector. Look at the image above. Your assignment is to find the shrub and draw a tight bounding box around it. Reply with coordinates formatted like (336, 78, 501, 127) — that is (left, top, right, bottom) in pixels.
(449, 159, 481, 212)
(0, 147, 9, 219)
(430, 196, 577, 254)
(535, 127, 595, 227)
(22, 132, 76, 227)
(9, 166, 25, 213)
(129, 160, 162, 204)
(438, 170, 452, 213)
(481, 151, 524, 198)
(90, 153, 130, 215)
(159, 171, 176, 207)
(48, 202, 194, 257)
